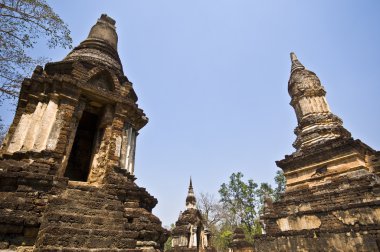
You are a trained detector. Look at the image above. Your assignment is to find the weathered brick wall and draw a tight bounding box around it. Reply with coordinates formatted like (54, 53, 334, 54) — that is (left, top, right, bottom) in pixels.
(0, 14, 168, 251)
(0, 161, 168, 251)
(263, 171, 380, 234)
(0, 160, 67, 250)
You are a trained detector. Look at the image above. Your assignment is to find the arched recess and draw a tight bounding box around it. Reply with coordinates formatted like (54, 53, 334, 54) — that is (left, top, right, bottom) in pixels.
(88, 71, 114, 91)
(86, 67, 120, 91)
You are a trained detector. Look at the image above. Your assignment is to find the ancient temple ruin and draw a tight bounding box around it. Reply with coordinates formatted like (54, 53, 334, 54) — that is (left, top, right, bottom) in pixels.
(170, 179, 215, 252)
(1, 10, 380, 252)
(230, 53, 380, 252)
(0, 14, 168, 251)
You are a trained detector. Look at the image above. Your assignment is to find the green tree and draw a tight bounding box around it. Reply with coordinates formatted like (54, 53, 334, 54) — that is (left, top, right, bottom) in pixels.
(218, 171, 286, 241)
(197, 171, 286, 250)
(163, 223, 175, 251)
(256, 182, 274, 214)
(0, 0, 72, 99)
(218, 172, 261, 235)
(214, 227, 234, 252)
(164, 236, 172, 251)
(273, 170, 286, 201)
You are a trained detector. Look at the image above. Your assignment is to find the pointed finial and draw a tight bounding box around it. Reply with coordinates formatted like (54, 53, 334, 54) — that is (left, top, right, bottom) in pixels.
(290, 52, 298, 61)
(186, 177, 196, 209)
(189, 177, 193, 190)
(290, 52, 305, 74)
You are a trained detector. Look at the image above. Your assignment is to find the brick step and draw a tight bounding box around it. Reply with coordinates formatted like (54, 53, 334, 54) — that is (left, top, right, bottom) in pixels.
(0, 208, 40, 226)
(44, 203, 124, 218)
(50, 189, 123, 204)
(66, 184, 119, 198)
(64, 189, 118, 200)
(41, 219, 130, 232)
(39, 225, 138, 238)
(42, 212, 126, 229)
(62, 192, 122, 204)
(0, 197, 37, 210)
(36, 227, 137, 249)
(49, 196, 124, 212)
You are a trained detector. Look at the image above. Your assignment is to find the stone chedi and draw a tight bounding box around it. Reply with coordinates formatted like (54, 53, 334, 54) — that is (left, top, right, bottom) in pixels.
(170, 179, 215, 252)
(0, 14, 168, 251)
(235, 53, 380, 251)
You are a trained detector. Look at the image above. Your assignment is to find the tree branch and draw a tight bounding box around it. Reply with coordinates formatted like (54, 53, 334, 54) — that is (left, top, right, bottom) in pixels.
(0, 86, 18, 97)
(0, 13, 52, 34)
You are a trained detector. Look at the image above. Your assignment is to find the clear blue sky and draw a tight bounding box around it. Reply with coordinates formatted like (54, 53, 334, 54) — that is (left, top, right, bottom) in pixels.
(1, 1, 379, 227)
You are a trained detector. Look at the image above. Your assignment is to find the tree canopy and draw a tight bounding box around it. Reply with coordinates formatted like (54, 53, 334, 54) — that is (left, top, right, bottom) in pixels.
(219, 172, 259, 234)
(196, 170, 286, 251)
(0, 0, 72, 99)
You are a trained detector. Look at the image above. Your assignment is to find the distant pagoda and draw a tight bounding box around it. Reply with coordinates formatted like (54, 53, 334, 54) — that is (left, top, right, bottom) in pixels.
(170, 178, 215, 252)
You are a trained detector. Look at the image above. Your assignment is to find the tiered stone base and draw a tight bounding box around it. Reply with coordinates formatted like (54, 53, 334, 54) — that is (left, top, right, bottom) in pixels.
(231, 170, 380, 251)
(0, 159, 168, 251)
(253, 230, 380, 251)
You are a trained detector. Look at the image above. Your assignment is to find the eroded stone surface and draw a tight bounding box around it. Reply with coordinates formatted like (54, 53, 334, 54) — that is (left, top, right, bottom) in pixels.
(0, 14, 168, 251)
(230, 53, 380, 252)
(332, 208, 380, 226)
(276, 215, 321, 231)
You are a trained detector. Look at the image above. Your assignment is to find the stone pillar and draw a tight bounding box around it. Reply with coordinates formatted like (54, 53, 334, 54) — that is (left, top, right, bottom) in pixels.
(202, 230, 209, 248)
(128, 132, 137, 174)
(7, 112, 33, 153)
(46, 106, 65, 151)
(189, 226, 197, 248)
(33, 95, 59, 151)
(22, 101, 48, 151)
(7, 95, 39, 153)
(120, 123, 137, 175)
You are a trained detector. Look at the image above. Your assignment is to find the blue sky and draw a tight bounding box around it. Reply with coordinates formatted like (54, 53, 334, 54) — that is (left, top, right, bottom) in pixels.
(1, 1, 379, 227)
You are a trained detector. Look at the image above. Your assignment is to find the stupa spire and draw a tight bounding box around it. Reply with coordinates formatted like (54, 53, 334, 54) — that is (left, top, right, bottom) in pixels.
(189, 177, 193, 190)
(64, 14, 123, 71)
(290, 52, 305, 74)
(186, 177, 196, 209)
(86, 14, 118, 51)
(287, 52, 351, 151)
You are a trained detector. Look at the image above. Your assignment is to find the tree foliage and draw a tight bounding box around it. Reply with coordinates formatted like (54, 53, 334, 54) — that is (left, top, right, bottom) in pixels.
(218, 172, 286, 230)
(0, 0, 72, 99)
(256, 182, 274, 214)
(196, 170, 286, 251)
(164, 236, 172, 252)
(163, 223, 175, 251)
(273, 170, 286, 201)
(219, 172, 260, 234)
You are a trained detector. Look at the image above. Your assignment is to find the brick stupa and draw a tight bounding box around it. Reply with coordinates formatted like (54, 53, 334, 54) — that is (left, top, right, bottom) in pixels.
(230, 53, 380, 252)
(170, 179, 215, 252)
(0, 14, 168, 251)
